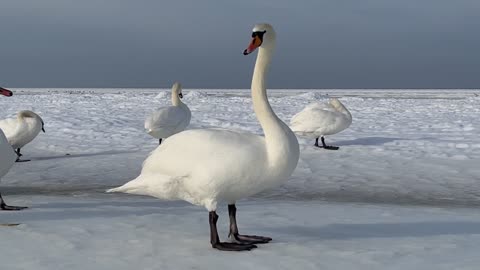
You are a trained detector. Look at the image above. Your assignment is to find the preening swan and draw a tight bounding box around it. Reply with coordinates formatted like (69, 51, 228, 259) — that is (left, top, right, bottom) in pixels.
(0, 88, 28, 210)
(108, 24, 300, 251)
(0, 110, 45, 162)
(145, 82, 191, 145)
(290, 98, 352, 150)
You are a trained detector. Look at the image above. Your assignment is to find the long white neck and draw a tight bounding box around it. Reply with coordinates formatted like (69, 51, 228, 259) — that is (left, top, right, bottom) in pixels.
(251, 45, 299, 168)
(171, 93, 181, 106)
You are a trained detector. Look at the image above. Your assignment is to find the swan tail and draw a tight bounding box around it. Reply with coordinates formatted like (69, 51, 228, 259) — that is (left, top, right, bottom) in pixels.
(106, 174, 185, 200)
(106, 184, 132, 194)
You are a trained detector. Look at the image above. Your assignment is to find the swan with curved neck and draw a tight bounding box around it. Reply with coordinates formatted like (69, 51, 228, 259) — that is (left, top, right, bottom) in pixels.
(108, 23, 299, 251)
(290, 97, 352, 150)
(0, 110, 45, 162)
(0, 88, 28, 210)
(145, 82, 191, 145)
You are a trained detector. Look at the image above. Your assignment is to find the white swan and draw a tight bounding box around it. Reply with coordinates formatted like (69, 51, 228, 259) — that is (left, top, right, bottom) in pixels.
(0, 88, 27, 210)
(0, 110, 45, 162)
(145, 82, 191, 145)
(290, 98, 352, 150)
(108, 23, 299, 251)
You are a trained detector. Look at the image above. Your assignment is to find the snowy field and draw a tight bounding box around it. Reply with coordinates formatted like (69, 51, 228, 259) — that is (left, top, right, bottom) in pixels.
(1, 88, 479, 269)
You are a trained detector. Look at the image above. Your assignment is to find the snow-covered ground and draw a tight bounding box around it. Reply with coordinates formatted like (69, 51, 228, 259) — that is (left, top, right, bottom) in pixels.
(0, 88, 479, 269)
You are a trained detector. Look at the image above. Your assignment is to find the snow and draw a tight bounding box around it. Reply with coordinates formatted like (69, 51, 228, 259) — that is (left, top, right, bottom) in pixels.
(2, 196, 480, 270)
(154, 90, 169, 99)
(0, 88, 479, 269)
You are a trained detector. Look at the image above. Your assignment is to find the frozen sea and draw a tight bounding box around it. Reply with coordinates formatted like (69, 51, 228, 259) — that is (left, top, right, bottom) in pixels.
(0, 88, 479, 269)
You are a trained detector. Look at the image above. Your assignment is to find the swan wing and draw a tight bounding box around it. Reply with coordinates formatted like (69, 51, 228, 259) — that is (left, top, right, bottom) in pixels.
(142, 128, 266, 176)
(145, 106, 189, 130)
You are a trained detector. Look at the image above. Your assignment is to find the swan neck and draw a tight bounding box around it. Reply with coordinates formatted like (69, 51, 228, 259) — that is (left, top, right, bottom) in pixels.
(171, 94, 181, 106)
(251, 46, 276, 131)
(250, 44, 299, 173)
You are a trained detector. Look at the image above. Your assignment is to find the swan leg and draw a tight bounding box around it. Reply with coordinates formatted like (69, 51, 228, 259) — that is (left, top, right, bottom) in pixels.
(159, 138, 162, 145)
(14, 148, 30, 162)
(228, 204, 272, 244)
(321, 136, 339, 150)
(0, 193, 28, 211)
(209, 211, 257, 251)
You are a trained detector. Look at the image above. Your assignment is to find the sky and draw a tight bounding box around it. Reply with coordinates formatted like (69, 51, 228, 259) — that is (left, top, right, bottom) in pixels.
(1, 0, 479, 89)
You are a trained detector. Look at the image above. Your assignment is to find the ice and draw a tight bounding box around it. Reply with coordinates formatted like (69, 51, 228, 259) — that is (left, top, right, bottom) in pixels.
(2, 195, 480, 270)
(1, 88, 479, 201)
(0, 88, 479, 269)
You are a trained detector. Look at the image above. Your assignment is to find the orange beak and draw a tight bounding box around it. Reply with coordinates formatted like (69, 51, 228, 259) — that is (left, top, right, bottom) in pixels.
(243, 36, 262, 55)
(0, 87, 13, 97)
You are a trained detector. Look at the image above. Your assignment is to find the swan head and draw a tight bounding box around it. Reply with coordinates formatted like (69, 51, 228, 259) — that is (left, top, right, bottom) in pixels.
(243, 23, 276, 55)
(172, 82, 183, 99)
(0, 87, 13, 97)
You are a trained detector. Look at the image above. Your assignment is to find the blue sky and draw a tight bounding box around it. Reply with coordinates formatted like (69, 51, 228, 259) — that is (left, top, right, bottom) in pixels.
(1, 0, 479, 88)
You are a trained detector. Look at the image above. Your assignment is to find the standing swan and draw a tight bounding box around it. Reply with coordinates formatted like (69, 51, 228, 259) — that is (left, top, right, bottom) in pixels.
(145, 82, 191, 145)
(0, 110, 45, 162)
(108, 24, 300, 251)
(0, 88, 27, 210)
(290, 98, 352, 150)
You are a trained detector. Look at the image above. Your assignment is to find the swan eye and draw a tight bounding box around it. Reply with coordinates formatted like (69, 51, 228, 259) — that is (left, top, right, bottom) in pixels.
(251, 31, 266, 41)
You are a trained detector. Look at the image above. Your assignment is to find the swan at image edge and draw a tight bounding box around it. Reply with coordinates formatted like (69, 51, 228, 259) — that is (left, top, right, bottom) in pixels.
(0, 87, 28, 210)
(290, 98, 352, 150)
(108, 23, 300, 251)
(145, 82, 191, 145)
(0, 110, 45, 161)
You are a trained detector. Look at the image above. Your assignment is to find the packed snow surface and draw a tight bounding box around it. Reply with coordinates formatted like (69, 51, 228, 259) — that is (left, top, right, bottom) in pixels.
(0, 88, 479, 269)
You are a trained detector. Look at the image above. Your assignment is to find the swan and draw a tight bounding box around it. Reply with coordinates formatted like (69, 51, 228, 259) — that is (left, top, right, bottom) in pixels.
(290, 98, 352, 150)
(0, 88, 27, 210)
(145, 82, 191, 145)
(108, 23, 299, 251)
(0, 110, 45, 162)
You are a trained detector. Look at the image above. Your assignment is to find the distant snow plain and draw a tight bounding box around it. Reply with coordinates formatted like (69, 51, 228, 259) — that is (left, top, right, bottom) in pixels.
(0, 88, 479, 270)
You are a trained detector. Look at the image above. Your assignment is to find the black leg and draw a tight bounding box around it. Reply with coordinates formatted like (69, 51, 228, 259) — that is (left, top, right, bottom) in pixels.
(228, 204, 272, 244)
(321, 136, 339, 150)
(159, 138, 162, 145)
(209, 211, 257, 251)
(14, 148, 30, 162)
(0, 193, 28, 211)
(314, 137, 320, 147)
